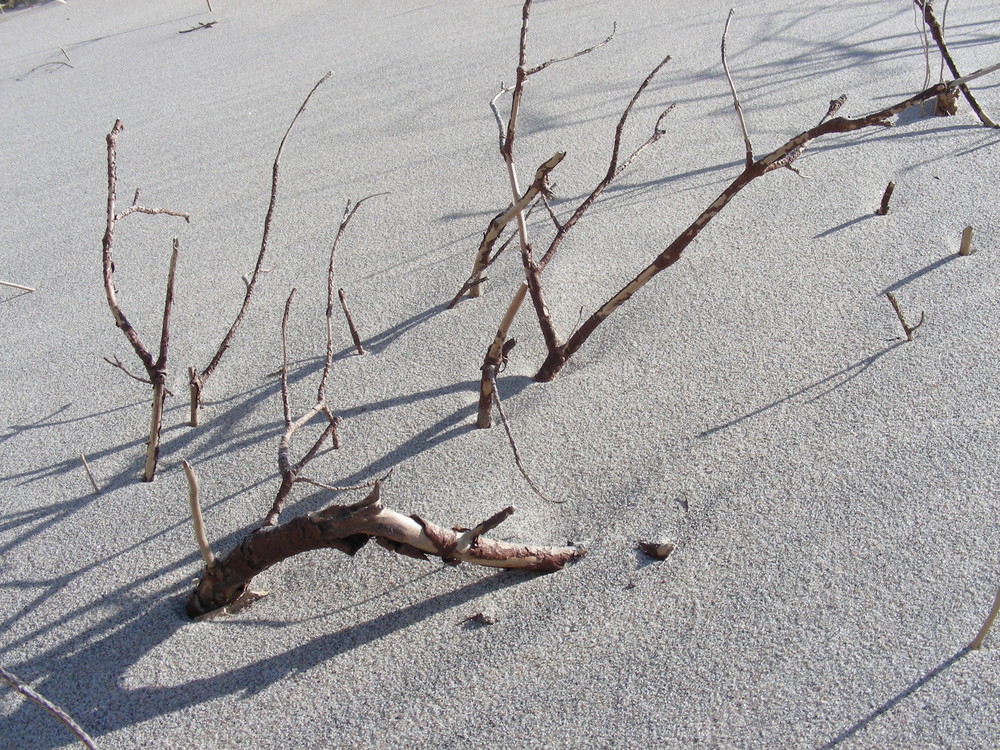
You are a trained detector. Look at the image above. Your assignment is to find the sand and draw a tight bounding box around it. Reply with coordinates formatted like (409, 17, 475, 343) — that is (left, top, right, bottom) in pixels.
(2, 0, 1000, 747)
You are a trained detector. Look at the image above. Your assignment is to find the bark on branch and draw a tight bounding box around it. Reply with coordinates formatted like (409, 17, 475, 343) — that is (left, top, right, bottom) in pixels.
(185, 479, 583, 618)
(101, 120, 188, 481)
(533, 65, 1000, 382)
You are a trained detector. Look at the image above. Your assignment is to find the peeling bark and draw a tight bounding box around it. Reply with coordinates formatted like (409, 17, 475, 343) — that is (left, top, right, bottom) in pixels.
(186, 481, 583, 618)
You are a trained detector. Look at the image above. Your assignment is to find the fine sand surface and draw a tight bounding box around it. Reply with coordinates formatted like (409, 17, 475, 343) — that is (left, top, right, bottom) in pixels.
(2, 1, 1000, 747)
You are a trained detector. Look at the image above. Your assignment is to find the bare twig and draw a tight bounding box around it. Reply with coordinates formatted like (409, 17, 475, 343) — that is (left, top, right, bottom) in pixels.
(970, 588, 1000, 649)
(101, 121, 187, 481)
(722, 9, 754, 169)
(533, 68, 1000, 382)
(485, 364, 561, 503)
(186, 480, 583, 618)
(0, 666, 98, 749)
(182, 460, 216, 568)
(188, 72, 332, 426)
(322, 193, 386, 374)
(179, 21, 216, 33)
(338, 289, 365, 355)
(260, 194, 379, 526)
(913, 0, 998, 127)
(886, 291, 925, 341)
(526, 22, 616, 76)
(0, 280, 35, 292)
(79, 454, 101, 495)
(875, 181, 896, 216)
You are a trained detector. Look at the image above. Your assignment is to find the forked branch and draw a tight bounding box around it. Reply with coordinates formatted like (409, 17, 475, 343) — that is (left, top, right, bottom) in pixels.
(102, 120, 188, 481)
(532, 59, 1000, 382)
(913, 0, 998, 127)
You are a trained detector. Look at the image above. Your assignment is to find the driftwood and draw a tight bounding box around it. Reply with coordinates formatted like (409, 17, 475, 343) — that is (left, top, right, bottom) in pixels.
(185, 478, 582, 618)
(187, 73, 331, 426)
(101, 121, 189, 481)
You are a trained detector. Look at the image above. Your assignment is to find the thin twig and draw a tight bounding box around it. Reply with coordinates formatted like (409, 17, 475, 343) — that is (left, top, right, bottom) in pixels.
(190, 72, 333, 424)
(722, 9, 754, 169)
(297, 469, 393, 494)
(338, 289, 365, 355)
(970, 588, 1000, 649)
(485, 364, 561, 503)
(0, 280, 35, 292)
(79, 454, 101, 495)
(279, 289, 296, 428)
(525, 22, 616, 76)
(0, 666, 98, 749)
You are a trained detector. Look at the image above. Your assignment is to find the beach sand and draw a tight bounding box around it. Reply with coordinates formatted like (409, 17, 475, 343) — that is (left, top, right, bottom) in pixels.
(2, 0, 999, 747)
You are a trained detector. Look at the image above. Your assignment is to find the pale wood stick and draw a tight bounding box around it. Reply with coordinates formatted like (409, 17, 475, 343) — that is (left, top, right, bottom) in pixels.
(182, 460, 216, 568)
(0, 280, 35, 292)
(338, 288, 365, 355)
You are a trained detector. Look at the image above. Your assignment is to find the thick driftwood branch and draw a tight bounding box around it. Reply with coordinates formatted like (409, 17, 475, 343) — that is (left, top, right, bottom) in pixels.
(0, 665, 98, 749)
(913, 0, 998, 128)
(533, 67, 1000, 382)
(186, 480, 583, 618)
(188, 72, 332, 426)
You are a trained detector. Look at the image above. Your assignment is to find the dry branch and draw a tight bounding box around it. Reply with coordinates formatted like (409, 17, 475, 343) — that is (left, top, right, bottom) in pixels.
(472, 0, 675, 426)
(185, 479, 583, 618)
(0, 280, 35, 292)
(875, 181, 896, 215)
(188, 72, 332, 426)
(484, 363, 560, 503)
(532, 64, 999, 382)
(722, 9, 754, 169)
(0, 666, 98, 749)
(959, 226, 973, 256)
(913, 0, 998, 128)
(970, 588, 1000, 649)
(79, 454, 101, 495)
(338, 289, 365, 354)
(102, 120, 188, 481)
(886, 291, 925, 341)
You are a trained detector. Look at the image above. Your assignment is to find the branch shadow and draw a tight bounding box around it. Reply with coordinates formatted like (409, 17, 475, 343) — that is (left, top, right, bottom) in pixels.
(818, 647, 971, 749)
(698, 341, 905, 438)
(0, 567, 534, 747)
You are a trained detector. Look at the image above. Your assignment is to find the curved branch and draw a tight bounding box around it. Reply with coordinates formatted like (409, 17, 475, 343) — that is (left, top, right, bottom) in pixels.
(186, 481, 583, 618)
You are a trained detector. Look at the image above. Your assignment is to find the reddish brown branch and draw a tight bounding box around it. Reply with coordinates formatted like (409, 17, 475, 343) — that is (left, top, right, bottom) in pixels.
(875, 181, 896, 216)
(101, 120, 187, 480)
(534, 72, 994, 381)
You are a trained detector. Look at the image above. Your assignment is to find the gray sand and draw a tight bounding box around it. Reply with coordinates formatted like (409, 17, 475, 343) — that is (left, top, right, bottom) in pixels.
(2, 0, 999, 747)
